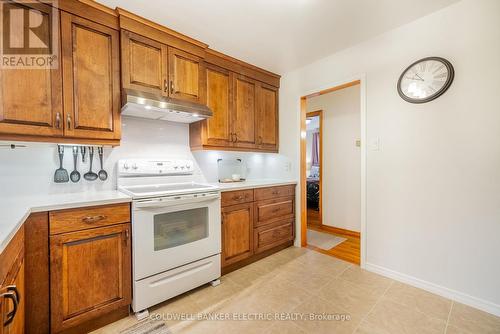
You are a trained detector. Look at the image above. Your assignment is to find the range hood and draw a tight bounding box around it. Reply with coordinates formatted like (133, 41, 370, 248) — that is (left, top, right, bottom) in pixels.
(121, 90, 212, 124)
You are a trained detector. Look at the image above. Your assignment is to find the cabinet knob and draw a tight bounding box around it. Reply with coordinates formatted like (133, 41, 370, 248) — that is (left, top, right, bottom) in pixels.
(67, 114, 72, 130)
(55, 112, 61, 129)
(1, 291, 18, 326)
(170, 80, 175, 94)
(164, 79, 168, 93)
(124, 229, 130, 246)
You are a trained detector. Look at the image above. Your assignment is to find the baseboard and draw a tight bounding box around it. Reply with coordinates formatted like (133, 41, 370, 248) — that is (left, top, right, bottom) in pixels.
(318, 224, 360, 238)
(365, 262, 500, 317)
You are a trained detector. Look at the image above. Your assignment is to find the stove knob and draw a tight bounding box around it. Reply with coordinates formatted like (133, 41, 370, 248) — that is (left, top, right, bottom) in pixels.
(132, 163, 138, 170)
(185, 164, 191, 169)
(174, 166, 179, 170)
(180, 166, 185, 170)
(123, 163, 129, 170)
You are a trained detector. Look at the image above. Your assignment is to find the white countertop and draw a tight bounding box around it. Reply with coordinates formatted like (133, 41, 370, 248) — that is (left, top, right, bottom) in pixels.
(0, 191, 132, 254)
(212, 179, 297, 192)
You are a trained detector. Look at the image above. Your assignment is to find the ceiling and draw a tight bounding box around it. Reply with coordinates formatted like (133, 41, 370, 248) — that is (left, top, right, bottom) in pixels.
(98, 0, 460, 74)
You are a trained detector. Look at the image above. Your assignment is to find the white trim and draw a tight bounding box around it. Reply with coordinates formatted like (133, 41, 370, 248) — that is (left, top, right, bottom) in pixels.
(365, 262, 500, 317)
(298, 74, 367, 268)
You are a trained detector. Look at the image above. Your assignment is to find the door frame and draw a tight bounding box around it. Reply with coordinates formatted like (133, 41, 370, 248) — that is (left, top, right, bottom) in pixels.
(299, 75, 367, 268)
(305, 110, 323, 226)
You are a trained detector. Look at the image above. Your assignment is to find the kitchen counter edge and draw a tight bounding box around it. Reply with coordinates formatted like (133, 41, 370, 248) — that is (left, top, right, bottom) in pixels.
(0, 191, 132, 254)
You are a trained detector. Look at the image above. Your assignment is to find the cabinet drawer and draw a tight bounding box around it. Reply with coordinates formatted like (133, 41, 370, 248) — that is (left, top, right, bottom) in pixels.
(221, 189, 254, 207)
(254, 185, 295, 201)
(254, 219, 294, 254)
(49, 203, 130, 235)
(255, 197, 294, 227)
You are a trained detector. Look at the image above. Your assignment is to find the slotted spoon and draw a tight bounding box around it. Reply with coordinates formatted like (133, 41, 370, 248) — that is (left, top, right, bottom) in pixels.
(54, 145, 69, 183)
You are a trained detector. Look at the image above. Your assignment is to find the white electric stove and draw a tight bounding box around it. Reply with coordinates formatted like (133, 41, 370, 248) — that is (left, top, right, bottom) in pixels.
(117, 159, 221, 317)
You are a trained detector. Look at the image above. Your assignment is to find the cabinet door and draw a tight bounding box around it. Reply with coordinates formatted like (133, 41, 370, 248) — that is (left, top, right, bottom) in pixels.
(0, 1, 63, 138)
(232, 75, 257, 149)
(168, 47, 205, 104)
(257, 84, 279, 151)
(222, 203, 254, 267)
(1, 261, 25, 334)
(61, 12, 121, 140)
(204, 65, 232, 146)
(50, 224, 131, 333)
(121, 30, 168, 96)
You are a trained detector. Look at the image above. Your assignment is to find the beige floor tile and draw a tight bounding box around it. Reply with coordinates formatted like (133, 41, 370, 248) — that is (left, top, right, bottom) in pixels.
(445, 324, 473, 334)
(354, 320, 392, 334)
(319, 277, 383, 318)
(384, 281, 452, 321)
(224, 262, 270, 287)
(292, 295, 361, 334)
(187, 276, 242, 311)
(447, 302, 500, 334)
(90, 315, 139, 333)
(364, 297, 447, 334)
(265, 321, 308, 334)
(339, 266, 393, 295)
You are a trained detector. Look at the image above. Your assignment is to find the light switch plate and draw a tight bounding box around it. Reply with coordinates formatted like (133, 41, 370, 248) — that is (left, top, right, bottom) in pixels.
(369, 138, 380, 151)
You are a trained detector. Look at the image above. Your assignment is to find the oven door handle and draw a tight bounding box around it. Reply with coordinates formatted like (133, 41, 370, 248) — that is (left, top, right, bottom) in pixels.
(135, 193, 220, 209)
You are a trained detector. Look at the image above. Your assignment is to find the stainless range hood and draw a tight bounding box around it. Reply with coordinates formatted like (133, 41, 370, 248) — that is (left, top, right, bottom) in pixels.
(121, 90, 212, 124)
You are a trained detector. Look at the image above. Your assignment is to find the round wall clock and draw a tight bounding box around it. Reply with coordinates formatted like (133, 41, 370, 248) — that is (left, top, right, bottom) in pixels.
(397, 57, 454, 104)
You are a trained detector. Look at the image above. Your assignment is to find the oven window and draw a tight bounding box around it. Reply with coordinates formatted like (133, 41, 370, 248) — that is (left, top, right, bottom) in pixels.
(153, 207, 209, 251)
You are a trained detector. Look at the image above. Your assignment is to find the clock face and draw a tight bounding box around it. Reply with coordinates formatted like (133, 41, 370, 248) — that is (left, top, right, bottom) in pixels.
(397, 57, 454, 103)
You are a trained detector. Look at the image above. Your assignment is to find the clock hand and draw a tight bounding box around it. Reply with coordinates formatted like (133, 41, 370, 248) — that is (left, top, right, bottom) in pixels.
(405, 76, 424, 81)
(414, 73, 424, 81)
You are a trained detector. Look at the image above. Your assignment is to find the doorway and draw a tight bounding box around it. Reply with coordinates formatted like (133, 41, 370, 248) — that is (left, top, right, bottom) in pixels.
(300, 80, 363, 265)
(306, 110, 323, 227)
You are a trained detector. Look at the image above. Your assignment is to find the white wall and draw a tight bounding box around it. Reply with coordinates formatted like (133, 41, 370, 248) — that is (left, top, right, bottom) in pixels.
(307, 85, 361, 232)
(280, 0, 500, 315)
(0, 117, 292, 197)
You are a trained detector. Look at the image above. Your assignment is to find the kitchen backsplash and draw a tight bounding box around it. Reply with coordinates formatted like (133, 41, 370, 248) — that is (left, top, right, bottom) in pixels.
(0, 117, 293, 196)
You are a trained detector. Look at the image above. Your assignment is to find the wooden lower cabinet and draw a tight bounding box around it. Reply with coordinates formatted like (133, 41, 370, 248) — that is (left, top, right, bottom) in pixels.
(0, 227, 25, 334)
(221, 185, 296, 272)
(50, 223, 131, 333)
(221, 203, 254, 267)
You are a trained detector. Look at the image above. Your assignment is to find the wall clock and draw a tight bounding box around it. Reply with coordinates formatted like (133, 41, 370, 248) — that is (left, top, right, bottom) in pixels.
(397, 57, 454, 104)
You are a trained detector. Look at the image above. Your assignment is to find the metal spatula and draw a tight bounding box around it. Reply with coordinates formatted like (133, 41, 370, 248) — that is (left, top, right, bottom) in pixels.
(54, 145, 69, 183)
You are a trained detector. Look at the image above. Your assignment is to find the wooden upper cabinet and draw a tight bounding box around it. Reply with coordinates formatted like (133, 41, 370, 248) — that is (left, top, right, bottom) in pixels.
(121, 30, 167, 95)
(0, 2, 63, 138)
(50, 223, 131, 333)
(204, 65, 232, 146)
(233, 75, 257, 149)
(168, 47, 205, 104)
(257, 84, 279, 151)
(61, 12, 121, 140)
(222, 203, 254, 267)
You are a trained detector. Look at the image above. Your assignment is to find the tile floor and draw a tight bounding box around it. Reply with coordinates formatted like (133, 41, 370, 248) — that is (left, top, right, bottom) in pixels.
(93, 247, 500, 334)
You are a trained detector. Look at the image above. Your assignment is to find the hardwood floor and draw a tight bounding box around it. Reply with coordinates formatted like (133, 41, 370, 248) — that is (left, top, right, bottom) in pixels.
(307, 208, 321, 226)
(306, 212, 360, 265)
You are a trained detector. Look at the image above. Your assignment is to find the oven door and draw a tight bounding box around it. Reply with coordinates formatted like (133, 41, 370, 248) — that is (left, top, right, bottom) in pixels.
(132, 192, 221, 280)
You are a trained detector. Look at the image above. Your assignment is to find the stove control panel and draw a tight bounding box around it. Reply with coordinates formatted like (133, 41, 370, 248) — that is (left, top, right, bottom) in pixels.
(118, 159, 194, 176)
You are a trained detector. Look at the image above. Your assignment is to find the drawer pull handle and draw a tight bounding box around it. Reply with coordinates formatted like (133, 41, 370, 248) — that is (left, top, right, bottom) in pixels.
(1, 291, 18, 326)
(233, 195, 244, 201)
(272, 191, 280, 195)
(82, 215, 106, 224)
(272, 208, 281, 213)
